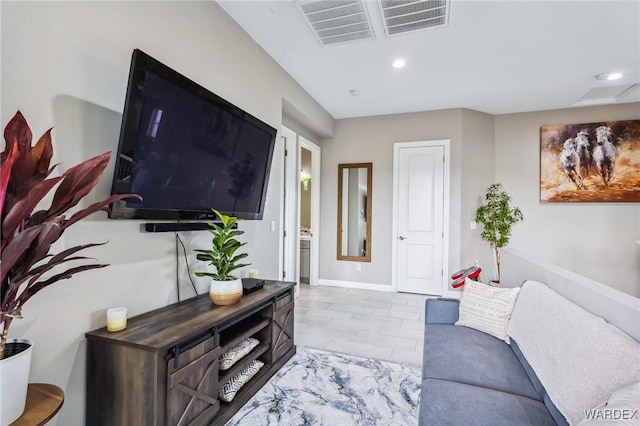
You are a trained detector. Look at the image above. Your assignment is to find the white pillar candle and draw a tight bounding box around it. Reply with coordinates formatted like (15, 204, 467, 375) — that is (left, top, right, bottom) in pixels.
(107, 307, 128, 332)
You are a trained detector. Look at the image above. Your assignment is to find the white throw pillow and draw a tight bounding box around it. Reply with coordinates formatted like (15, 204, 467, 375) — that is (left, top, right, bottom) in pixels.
(579, 381, 640, 425)
(455, 278, 520, 343)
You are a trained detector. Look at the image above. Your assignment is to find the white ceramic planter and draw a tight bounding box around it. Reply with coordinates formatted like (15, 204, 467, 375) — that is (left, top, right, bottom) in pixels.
(209, 279, 243, 305)
(0, 338, 33, 425)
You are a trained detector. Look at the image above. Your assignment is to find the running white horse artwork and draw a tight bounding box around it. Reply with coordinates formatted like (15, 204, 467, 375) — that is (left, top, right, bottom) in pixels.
(592, 125, 618, 187)
(559, 137, 586, 190)
(540, 120, 640, 203)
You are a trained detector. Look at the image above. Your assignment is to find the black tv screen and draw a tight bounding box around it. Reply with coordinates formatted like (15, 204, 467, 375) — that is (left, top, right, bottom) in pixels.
(109, 49, 277, 221)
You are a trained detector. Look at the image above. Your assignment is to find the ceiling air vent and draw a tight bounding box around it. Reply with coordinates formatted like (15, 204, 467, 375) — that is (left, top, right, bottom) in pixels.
(378, 0, 449, 36)
(297, 0, 375, 46)
(574, 84, 639, 106)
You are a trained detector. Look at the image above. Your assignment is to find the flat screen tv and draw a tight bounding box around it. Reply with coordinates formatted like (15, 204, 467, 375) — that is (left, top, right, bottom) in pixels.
(109, 49, 277, 221)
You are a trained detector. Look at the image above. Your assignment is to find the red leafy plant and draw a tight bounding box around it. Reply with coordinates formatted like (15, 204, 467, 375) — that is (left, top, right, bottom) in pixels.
(0, 111, 140, 359)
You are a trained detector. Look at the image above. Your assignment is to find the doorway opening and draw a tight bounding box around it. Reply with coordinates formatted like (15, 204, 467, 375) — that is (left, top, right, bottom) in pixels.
(281, 126, 321, 294)
(300, 146, 312, 284)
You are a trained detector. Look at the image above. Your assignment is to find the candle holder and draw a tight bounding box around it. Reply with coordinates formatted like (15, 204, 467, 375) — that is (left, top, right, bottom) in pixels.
(106, 307, 127, 332)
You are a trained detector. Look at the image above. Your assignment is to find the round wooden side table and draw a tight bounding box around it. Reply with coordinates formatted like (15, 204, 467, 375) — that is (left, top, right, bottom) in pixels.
(10, 383, 64, 426)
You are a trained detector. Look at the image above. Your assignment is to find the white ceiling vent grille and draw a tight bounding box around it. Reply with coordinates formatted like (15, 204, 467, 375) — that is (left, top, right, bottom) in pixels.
(574, 84, 639, 106)
(379, 0, 449, 36)
(297, 0, 375, 46)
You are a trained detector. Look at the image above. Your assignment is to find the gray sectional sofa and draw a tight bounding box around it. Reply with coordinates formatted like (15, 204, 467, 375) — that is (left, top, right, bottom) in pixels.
(418, 280, 640, 426)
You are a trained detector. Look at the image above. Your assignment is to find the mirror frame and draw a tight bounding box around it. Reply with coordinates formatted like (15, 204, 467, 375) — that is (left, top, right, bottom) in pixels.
(337, 162, 372, 262)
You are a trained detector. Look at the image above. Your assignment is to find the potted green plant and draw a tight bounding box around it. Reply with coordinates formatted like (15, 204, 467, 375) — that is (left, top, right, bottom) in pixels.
(0, 111, 140, 424)
(195, 209, 250, 305)
(474, 183, 524, 286)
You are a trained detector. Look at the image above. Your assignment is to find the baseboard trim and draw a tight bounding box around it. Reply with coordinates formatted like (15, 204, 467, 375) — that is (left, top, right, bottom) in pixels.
(441, 289, 462, 299)
(318, 279, 394, 292)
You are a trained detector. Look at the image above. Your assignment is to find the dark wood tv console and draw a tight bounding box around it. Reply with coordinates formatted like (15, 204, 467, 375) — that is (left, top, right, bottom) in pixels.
(85, 281, 295, 425)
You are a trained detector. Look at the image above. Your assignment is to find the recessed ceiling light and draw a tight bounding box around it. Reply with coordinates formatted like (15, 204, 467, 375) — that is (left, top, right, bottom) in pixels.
(392, 59, 406, 69)
(595, 72, 623, 81)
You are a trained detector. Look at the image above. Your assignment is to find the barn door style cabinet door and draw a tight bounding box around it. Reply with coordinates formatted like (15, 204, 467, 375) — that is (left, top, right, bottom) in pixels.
(271, 292, 295, 363)
(85, 281, 295, 426)
(166, 331, 221, 425)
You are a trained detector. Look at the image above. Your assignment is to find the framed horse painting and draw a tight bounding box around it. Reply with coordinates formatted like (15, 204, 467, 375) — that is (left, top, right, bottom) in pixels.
(540, 119, 640, 202)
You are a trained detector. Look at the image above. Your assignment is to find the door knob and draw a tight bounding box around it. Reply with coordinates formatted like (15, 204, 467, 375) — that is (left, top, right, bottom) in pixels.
(399, 236, 407, 240)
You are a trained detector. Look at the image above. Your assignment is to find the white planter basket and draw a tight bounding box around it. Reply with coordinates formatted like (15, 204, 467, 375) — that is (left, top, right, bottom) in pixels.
(0, 339, 33, 425)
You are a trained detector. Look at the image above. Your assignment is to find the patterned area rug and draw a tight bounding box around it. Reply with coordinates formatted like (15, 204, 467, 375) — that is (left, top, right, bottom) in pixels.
(226, 346, 422, 425)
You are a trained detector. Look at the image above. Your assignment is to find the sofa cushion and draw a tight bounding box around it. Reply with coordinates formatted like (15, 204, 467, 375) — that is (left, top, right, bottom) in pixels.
(455, 278, 520, 343)
(511, 340, 545, 399)
(422, 323, 539, 400)
(425, 298, 460, 324)
(545, 393, 570, 426)
(419, 378, 556, 426)
(508, 281, 640, 425)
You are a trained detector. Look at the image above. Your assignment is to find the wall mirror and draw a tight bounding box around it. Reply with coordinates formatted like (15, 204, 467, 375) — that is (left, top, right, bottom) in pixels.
(337, 163, 372, 262)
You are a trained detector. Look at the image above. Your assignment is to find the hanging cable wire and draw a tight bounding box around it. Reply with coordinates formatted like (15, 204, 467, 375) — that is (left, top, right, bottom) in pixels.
(175, 233, 180, 301)
(175, 232, 199, 297)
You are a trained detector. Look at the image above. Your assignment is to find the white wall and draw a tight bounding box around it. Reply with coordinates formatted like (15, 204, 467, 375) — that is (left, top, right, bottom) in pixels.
(319, 104, 638, 299)
(319, 109, 469, 287)
(1, 2, 332, 424)
(460, 109, 496, 279)
(494, 103, 640, 296)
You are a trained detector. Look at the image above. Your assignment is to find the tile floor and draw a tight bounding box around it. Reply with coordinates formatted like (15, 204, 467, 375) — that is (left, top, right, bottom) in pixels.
(294, 283, 428, 366)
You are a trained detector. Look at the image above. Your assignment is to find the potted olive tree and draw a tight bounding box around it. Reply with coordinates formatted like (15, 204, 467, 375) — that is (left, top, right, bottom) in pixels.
(0, 111, 139, 424)
(195, 209, 250, 305)
(475, 183, 524, 286)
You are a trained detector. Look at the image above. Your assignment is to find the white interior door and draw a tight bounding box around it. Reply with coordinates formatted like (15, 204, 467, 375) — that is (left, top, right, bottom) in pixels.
(280, 127, 321, 293)
(394, 142, 449, 295)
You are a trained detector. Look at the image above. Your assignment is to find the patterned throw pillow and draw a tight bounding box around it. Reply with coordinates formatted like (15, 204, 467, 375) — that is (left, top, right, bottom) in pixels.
(455, 278, 520, 343)
(218, 360, 264, 402)
(219, 338, 259, 370)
